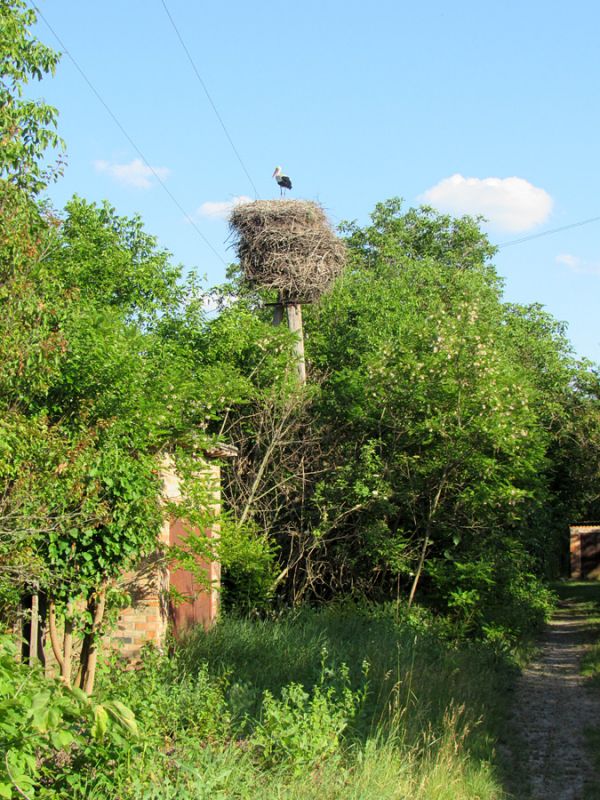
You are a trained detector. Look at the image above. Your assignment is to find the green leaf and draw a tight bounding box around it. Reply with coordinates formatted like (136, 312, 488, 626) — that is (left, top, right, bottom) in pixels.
(105, 700, 139, 737)
(91, 704, 109, 741)
(31, 706, 50, 733)
(68, 686, 90, 705)
(50, 729, 74, 749)
(30, 690, 51, 713)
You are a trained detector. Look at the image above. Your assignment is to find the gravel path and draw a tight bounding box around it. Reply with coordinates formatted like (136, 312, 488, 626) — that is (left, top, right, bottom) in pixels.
(507, 601, 600, 799)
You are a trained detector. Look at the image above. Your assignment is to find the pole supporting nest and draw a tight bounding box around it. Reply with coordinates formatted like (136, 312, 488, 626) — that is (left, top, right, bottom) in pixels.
(271, 290, 306, 383)
(230, 199, 346, 385)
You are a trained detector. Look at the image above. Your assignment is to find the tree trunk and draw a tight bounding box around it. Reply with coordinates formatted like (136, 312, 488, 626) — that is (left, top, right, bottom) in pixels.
(78, 582, 108, 696)
(48, 599, 64, 673)
(408, 532, 430, 608)
(28, 589, 39, 667)
(48, 599, 75, 686)
(62, 606, 74, 687)
(286, 302, 306, 384)
(407, 480, 447, 608)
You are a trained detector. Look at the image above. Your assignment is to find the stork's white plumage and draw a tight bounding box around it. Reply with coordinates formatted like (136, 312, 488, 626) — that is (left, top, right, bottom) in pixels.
(273, 166, 292, 197)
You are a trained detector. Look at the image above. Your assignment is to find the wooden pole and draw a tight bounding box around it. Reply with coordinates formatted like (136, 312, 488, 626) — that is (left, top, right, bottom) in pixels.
(270, 291, 307, 384)
(286, 302, 306, 385)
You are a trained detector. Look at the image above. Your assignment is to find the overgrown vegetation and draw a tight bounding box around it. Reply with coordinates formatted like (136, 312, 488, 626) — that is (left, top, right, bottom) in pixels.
(0, 1, 277, 690)
(4, 605, 517, 798)
(2, 2, 600, 797)
(218, 201, 590, 642)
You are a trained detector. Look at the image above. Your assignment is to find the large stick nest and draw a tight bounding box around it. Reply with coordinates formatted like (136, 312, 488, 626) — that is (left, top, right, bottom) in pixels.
(229, 200, 346, 302)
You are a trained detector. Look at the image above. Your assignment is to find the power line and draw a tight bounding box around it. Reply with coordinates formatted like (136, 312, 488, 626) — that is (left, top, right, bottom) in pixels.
(32, 4, 228, 268)
(497, 215, 600, 250)
(160, 0, 260, 200)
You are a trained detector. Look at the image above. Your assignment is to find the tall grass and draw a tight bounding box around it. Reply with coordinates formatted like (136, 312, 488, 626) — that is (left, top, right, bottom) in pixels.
(177, 603, 512, 747)
(86, 603, 513, 799)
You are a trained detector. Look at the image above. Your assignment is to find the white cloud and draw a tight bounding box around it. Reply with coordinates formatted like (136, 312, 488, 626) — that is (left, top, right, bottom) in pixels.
(556, 253, 579, 270)
(556, 253, 600, 276)
(93, 158, 170, 189)
(195, 195, 253, 220)
(419, 174, 553, 233)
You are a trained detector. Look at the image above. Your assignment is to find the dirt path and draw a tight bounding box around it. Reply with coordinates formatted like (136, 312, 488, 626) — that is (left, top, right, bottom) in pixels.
(506, 600, 600, 799)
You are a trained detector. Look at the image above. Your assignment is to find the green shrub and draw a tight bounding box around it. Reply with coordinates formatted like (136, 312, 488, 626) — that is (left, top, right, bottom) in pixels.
(251, 660, 365, 772)
(0, 635, 137, 799)
(429, 542, 555, 650)
(95, 644, 232, 746)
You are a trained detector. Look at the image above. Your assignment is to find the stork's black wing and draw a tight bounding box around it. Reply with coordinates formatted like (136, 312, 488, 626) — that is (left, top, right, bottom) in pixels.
(278, 175, 292, 190)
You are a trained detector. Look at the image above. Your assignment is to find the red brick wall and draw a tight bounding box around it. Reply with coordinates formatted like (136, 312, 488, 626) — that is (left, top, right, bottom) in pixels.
(109, 458, 221, 660)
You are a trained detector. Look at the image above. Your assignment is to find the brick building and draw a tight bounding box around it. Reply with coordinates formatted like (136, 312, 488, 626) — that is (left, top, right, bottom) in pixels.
(570, 522, 600, 579)
(111, 450, 234, 660)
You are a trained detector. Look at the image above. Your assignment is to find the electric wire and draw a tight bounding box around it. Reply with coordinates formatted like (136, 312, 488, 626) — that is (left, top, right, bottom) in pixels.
(497, 215, 600, 250)
(33, 4, 229, 267)
(160, 0, 260, 200)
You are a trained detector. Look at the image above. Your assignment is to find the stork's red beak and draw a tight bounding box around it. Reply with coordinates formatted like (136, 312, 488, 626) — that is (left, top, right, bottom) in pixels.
(272, 169, 277, 177)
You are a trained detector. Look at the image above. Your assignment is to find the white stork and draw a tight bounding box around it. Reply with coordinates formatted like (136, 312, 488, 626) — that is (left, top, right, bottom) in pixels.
(273, 166, 292, 197)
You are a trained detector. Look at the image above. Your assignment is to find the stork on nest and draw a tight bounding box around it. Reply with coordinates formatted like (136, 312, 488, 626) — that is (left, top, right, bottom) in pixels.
(273, 166, 292, 197)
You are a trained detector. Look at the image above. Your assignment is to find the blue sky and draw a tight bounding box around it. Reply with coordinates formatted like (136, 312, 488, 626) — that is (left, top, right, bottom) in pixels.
(31, 0, 600, 362)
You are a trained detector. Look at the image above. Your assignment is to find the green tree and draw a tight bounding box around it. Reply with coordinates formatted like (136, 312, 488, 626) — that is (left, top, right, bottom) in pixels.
(0, 0, 68, 620)
(0, 0, 64, 193)
(309, 235, 543, 587)
(551, 365, 600, 524)
(2, 191, 279, 689)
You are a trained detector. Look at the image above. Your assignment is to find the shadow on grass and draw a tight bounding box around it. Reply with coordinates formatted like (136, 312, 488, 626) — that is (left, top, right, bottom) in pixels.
(551, 579, 600, 607)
